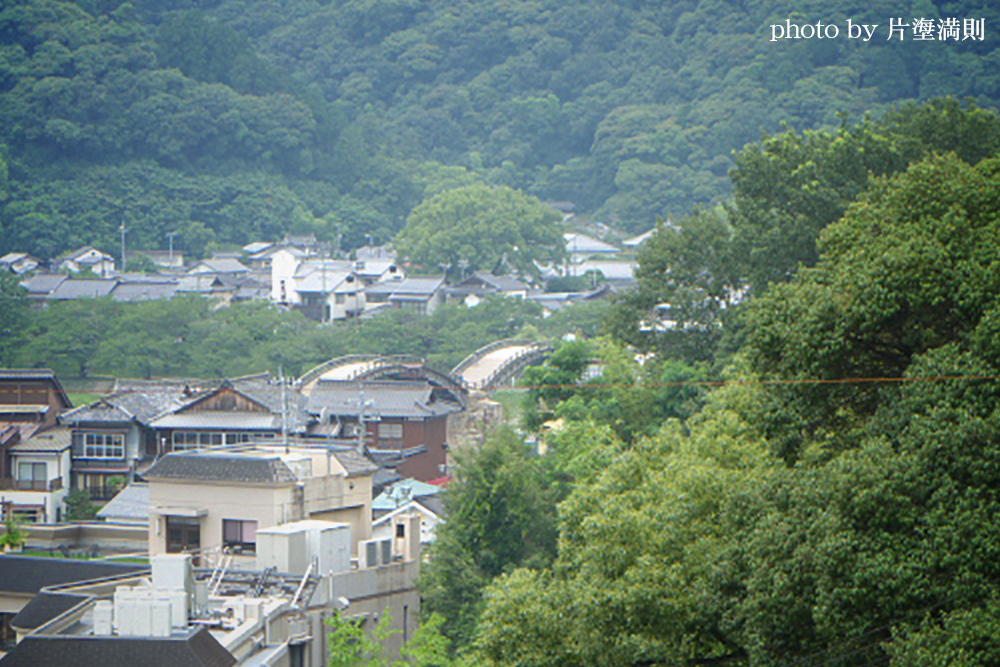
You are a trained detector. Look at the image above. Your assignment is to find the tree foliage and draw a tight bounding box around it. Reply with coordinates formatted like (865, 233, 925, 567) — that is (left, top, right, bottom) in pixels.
(394, 184, 564, 278)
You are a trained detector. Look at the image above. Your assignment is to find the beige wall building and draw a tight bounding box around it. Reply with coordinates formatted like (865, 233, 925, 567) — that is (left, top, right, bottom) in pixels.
(145, 445, 376, 562)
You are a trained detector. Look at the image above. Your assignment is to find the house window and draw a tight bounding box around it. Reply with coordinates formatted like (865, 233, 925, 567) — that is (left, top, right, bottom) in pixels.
(379, 423, 403, 441)
(172, 431, 255, 451)
(223, 519, 258, 553)
(83, 433, 125, 459)
(335, 293, 346, 304)
(18, 462, 46, 482)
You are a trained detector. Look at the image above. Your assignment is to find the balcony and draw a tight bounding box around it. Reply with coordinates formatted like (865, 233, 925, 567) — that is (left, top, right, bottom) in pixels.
(0, 477, 63, 492)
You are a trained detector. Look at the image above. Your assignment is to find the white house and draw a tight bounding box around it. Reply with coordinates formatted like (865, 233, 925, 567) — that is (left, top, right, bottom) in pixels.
(56, 246, 116, 277)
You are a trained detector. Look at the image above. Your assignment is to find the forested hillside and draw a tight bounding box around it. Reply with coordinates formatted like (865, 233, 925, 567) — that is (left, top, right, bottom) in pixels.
(2, 0, 998, 260)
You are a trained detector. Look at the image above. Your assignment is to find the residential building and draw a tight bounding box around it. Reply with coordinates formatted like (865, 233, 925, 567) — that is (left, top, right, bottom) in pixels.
(45, 278, 117, 302)
(54, 246, 115, 277)
(2, 428, 71, 523)
(446, 271, 532, 306)
(385, 276, 447, 315)
(303, 380, 462, 481)
(188, 258, 250, 276)
(144, 445, 377, 558)
(0, 254, 40, 276)
(1, 515, 422, 667)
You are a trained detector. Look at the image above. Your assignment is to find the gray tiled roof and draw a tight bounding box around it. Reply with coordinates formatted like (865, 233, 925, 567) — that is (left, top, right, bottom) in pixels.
(0, 627, 236, 667)
(150, 412, 281, 430)
(332, 449, 380, 478)
(111, 281, 178, 302)
(190, 258, 249, 274)
(47, 279, 117, 300)
(97, 483, 150, 522)
(306, 381, 459, 419)
(145, 453, 300, 484)
(21, 273, 68, 295)
(11, 426, 72, 452)
(387, 276, 446, 298)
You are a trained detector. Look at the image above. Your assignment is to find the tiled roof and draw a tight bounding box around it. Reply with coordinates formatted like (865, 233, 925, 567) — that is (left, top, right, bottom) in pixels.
(11, 427, 72, 452)
(111, 281, 178, 302)
(150, 412, 281, 430)
(295, 270, 354, 293)
(21, 273, 67, 295)
(0, 627, 236, 667)
(47, 279, 117, 300)
(190, 258, 249, 274)
(0, 557, 147, 596)
(61, 400, 135, 424)
(97, 483, 149, 522)
(331, 449, 380, 478)
(564, 232, 620, 255)
(387, 276, 446, 298)
(10, 592, 91, 632)
(144, 453, 300, 485)
(306, 381, 460, 419)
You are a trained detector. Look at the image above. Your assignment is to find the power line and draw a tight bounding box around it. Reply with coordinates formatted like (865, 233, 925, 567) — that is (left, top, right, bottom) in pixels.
(514, 374, 1000, 391)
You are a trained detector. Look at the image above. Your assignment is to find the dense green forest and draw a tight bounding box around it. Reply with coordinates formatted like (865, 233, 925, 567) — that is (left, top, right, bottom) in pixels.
(406, 99, 1000, 666)
(2, 0, 999, 260)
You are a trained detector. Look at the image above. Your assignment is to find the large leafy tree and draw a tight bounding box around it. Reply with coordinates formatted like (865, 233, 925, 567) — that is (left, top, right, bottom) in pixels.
(474, 150, 1000, 666)
(393, 184, 564, 278)
(420, 428, 559, 649)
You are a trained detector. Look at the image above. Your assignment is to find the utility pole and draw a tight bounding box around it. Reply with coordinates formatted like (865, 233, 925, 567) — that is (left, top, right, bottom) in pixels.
(167, 232, 179, 266)
(356, 383, 375, 455)
(119, 221, 127, 275)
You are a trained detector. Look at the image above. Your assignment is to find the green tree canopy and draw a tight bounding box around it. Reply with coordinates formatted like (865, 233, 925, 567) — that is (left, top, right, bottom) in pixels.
(394, 184, 564, 278)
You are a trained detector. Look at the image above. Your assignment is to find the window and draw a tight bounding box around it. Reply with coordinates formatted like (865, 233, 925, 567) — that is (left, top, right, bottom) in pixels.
(335, 293, 346, 304)
(223, 519, 258, 552)
(18, 462, 46, 481)
(395, 523, 406, 538)
(379, 423, 403, 441)
(83, 433, 125, 459)
(172, 431, 254, 451)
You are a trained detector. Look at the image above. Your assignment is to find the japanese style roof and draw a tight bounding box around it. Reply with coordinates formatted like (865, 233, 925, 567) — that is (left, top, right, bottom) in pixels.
(175, 275, 226, 293)
(563, 232, 620, 255)
(97, 483, 150, 523)
(242, 241, 274, 255)
(387, 276, 446, 299)
(306, 381, 460, 419)
(0, 557, 147, 596)
(111, 281, 179, 302)
(0, 627, 236, 667)
(189, 258, 249, 274)
(10, 427, 72, 452)
(352, 259, 397, 277)
(46, 279, 117, 300)
(295, 270, 355, 293)
(0, 369, 73, 409)
(21, 273, 67, 295)
(331, 448, 380, 478)
(149, 411, 282, 430)
(571, 260, 637, 281)
(144, 452, 300, 485)
(10, 592, 91, 632)
(450, 272, 530, 294)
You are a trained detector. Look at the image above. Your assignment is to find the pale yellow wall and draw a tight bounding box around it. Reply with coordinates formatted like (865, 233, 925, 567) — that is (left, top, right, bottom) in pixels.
(148, 480, 295, 556)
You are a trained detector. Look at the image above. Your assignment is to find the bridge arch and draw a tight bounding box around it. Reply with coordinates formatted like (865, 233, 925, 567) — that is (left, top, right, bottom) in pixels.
(452, 339, 553, 392)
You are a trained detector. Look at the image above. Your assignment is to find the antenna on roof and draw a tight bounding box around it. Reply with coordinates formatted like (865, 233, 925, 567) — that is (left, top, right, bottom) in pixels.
(279, 367, 289, 453)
